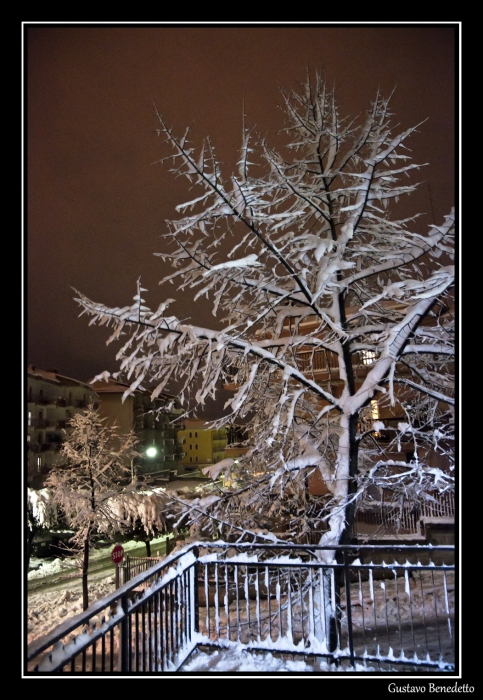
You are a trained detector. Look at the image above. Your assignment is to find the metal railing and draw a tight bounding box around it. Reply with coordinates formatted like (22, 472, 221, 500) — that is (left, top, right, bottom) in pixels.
(26, 543, 455, 675)
(353, 492, 455, 540)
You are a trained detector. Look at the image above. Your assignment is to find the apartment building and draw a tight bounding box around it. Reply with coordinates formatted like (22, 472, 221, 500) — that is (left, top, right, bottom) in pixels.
(26, 366, 98, 487)
(177, 419, 227, 472)
(90, 377, 185, 481)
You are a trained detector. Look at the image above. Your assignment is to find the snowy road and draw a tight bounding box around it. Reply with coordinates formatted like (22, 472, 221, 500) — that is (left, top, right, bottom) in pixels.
(26, 536, 170, 644)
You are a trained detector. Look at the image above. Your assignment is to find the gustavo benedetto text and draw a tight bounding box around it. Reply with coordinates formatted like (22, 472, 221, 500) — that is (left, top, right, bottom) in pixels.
(388, 684, 474, 693)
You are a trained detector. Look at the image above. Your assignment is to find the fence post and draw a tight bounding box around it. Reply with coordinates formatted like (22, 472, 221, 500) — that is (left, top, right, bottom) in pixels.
(115, 562, 119, 589)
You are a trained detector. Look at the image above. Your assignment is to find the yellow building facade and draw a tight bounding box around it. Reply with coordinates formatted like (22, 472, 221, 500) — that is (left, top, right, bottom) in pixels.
(178, 419, 227, 472)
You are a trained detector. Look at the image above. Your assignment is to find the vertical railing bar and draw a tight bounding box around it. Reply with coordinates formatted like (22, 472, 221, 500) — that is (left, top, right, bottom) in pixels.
(369, 565, 378, 657)
(148, 596, 152, 673)
(120, 593, 130, 673)
(287, 569, 293, 644)
(245, 565, 250, 643)
(174, 577, 179, 657)
(135, 606, 140, 672)
(443, 570, 454, 649)
(267, 565, 272, 642)
(277, 569, 282, 640)
(214, 562, 220, 640)
(431, 569, 443, 659)
(155, 590, 160, 671)
(383, 574, 390, 654)
(417, 568, 430, 658)
(344, 550, 354, 667)
(164, 586, 169, 670)
(92, 635, 97, 672)
(298, 568, 304, 644)
(235, 565, 240, 642)
(142, 599, 146, 672)
(169, 580, 175, 663)
(358, 569, 367, 655)
(193, 554, 200, 637)
(406, 569, 417, 660)
(394, 570, 403, 657)
(224, 563, 230, 641)
(204, 562, 210, 640)
(161, 588, 167, 672)
(256, 566, 261, 643)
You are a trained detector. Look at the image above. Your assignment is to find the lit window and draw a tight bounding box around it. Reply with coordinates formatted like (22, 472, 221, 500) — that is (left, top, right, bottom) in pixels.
(370, 399, 379, 421)
(28, 411, 31, 426)
(362, 351, 376, 365)
(37, 457, 42, 471)
(370, 400, 381, 436)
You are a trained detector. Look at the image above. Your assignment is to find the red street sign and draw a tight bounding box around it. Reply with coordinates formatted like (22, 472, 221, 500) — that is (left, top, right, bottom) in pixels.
(111, 544, 124, 564)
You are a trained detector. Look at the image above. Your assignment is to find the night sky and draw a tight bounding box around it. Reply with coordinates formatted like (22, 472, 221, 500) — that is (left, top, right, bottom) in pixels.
(25, 24, 457, 418)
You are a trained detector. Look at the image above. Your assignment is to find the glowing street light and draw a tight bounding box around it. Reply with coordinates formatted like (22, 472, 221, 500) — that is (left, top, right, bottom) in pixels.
(146, 446, 158, 458)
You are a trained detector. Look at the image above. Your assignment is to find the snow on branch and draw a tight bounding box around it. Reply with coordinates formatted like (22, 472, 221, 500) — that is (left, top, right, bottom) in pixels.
(75, 71, 455, 550)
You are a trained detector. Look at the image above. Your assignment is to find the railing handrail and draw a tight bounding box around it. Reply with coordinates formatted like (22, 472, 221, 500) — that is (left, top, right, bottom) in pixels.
(26, 545, 198, 663)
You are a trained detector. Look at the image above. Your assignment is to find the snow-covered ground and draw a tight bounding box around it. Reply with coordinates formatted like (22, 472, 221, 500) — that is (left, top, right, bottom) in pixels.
(26, 536, 169, 645)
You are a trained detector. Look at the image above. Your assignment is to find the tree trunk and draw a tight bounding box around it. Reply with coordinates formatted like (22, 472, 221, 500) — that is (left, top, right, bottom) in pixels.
(145, 539, 151, 557)
(82, 536, 89, 611)
(26, 525, 37, 572)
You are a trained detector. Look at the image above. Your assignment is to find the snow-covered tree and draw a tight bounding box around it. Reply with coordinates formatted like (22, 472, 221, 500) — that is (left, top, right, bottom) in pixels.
(45, 403, 138, 610)
(74, 72, 455, 558)
(26, 487, 59, 570)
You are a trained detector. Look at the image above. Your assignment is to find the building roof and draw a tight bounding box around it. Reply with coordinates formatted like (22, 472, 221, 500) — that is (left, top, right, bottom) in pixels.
(27, 365, 95, 391)
(90, 376, 177, 403)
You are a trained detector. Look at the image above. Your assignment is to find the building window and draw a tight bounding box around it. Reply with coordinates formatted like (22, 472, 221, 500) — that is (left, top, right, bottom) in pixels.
(190, 456, 192, 463)
(362, 351, 376, 365)
(29, 386, 32, 402)
(189, 432, 192, 438)
(195, 432, 198, 438)
(28, 411, 32, 426)
(189, 444, 192, 451)
(370, 400, 381, 436)
(195, 444, 198, 450)
(27, 435, 30, 443)
(37, 457, 42, 471)
(370, 399, 379, 422)
(195, 456, 198, 462)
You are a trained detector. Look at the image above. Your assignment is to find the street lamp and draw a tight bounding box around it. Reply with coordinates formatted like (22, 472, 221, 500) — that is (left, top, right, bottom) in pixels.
(146, 446, 158, 458)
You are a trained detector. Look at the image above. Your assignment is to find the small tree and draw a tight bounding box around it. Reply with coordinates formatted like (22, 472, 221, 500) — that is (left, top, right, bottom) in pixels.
(74, 71, 455, 557)
(45, 402, 138, 610)
(26, 487, 59, 571)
